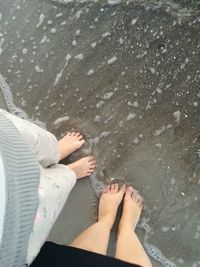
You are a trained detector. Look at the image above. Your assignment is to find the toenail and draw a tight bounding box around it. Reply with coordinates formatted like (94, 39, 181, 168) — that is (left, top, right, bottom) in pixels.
(107, 185, 111, 190)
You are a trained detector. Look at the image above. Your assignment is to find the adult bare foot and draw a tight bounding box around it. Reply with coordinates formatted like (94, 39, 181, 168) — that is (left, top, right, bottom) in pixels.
(67, 156, 96, 179)
(98, 184, 126, 230)
(119, 186, 144, 232)
(59, 132, 85, 160)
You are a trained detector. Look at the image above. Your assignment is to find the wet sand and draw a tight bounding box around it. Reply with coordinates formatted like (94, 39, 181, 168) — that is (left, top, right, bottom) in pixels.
(1, 0, 200, 266)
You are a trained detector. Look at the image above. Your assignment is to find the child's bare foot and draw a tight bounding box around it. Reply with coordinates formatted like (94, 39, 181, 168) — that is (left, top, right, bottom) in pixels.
(59, 132, 85, 160)
(67, 156, 96, 179)
(98, 184, 126, 230)
(119, 186, 144, 232)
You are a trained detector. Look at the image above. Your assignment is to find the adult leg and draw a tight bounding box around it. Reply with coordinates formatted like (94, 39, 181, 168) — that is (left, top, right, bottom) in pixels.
(115, 187, 152, 267)
(27, 156, 96, 265)
(70, 184, 126, 255)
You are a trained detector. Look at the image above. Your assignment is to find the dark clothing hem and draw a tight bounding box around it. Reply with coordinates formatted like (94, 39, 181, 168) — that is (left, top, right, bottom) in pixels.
(30, 241, 141, 267)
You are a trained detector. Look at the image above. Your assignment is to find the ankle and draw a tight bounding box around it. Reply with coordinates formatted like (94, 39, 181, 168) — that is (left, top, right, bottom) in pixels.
(98, 215, 114, 230)
(118, 220, 134, 234)
(59, 143, 66, 160)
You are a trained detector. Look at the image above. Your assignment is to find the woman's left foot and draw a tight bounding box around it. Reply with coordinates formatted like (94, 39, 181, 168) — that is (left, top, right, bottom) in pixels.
(67, 156, 96, 179)
(59, 132, 85, 160)
(118, 186, 143, 232)
(98, 184, 126, 230)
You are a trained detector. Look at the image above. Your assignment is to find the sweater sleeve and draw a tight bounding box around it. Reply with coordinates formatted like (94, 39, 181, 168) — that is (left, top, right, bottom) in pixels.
(0, 152, 6, 246)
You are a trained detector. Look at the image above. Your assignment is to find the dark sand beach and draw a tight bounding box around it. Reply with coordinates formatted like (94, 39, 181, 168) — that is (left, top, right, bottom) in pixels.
(0, 0, 200, 266)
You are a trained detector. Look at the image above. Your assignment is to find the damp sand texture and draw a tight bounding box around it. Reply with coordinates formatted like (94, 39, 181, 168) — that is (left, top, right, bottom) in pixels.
(0, 0, 200, 266)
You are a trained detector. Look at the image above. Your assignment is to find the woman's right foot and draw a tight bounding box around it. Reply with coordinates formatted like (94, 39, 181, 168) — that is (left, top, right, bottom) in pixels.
(59, 132, 85, 160)
(67, 156, 96, 179)
(98, 184, 126, 230)
(119, 186, 144, 232)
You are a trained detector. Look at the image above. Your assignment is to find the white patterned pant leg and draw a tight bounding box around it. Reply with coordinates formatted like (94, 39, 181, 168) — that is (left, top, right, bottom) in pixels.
(27, 165, 76, 265)
(0, 109, 77, 265)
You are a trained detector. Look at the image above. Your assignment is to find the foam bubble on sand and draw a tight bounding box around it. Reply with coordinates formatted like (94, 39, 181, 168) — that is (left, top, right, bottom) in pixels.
(161, 226, 170, 232)
(173, 110, 181, 123)
(74, 53, 84, 60)
(90, 171, 105, 196)
(96, 100, 104, 109)
(149, 67, 156, 74)
(53, 54, 71, 86)
(41, 35, 49, 44)
(35, 64, 44, 73)
(133, 101, 139, 108)
(87, 69, 94, 76)
(102, 31, 111, 38)
(131, 17, 138, 25)
(155, 143, 162, 148)
(156, 87, 162, 94)
(36, 14, 45, 28)
(193, 101, 198, 107)
(94, 115, 101, 122)
(127, 113, 136, 121)
(138, 219, 177, 266)
(54, 72, 63, 86)
(47, 20, 53, 25)
(54, 116, 69, 125)
(0, 73, 28, 119)
(0, 33, 5, 56)
(75, 10, 82, 20)
(0, 73, 46, 128)
(128, 101, 139, 108)
(119, 37, 124, 44)
(107, 56, 118, 64)
(154, 125, 166, 136)
(72, 40, 77, 46)
(91, 42, 97, 48)
(108, 0, 121, 5)
(90, 131, 111, 145)
(103, 92, 113, 100)
(50, 28, 57, 34)
(60, 21, 66, 26)
(193, 262, 200, 267)
(133, 137, 139, 144)
(22, 48, 28, 55)
(75, 29, 81, 36)
(137, 50, 147, 58)
(144, 241, 177, 267)
(100, 131, 110, 138)
(56, 13, 63, 18)
(66, 54, 72, 61)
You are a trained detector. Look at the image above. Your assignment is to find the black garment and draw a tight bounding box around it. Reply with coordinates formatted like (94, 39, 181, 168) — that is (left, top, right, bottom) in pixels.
(30, 242, 141, 267)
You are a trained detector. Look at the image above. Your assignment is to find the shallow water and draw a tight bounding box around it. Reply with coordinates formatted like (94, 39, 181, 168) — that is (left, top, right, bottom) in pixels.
(0, 0, 200, 266)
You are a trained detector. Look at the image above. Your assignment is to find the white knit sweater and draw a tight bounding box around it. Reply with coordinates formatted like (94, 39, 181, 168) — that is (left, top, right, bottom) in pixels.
(0, 152, 5, 244)
(0, 114, 40, 267)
